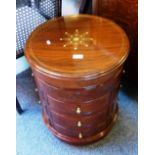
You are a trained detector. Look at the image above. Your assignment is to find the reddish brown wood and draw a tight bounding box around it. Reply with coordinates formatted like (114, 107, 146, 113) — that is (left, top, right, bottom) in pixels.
(93, 0, 138, 84)
(25, 15, 129, 145)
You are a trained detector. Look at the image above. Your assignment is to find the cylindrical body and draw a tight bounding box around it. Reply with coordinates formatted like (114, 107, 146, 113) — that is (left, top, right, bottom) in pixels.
(33, 65, 122, 144)
(25, 15, 129, 145)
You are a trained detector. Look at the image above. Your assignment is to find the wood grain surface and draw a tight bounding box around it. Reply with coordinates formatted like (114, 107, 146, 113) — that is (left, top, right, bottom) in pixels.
(25, 15, 129, 144)
(25, 14, 129, 78)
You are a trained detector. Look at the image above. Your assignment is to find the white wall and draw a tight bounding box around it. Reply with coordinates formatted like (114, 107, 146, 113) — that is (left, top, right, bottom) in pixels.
(62, 0, 79, 15)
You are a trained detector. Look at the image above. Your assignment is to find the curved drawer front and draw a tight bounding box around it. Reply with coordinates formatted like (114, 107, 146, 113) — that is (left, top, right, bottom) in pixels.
(49, 111, 109, 138)
(53, 122, 107, 138)
(47, 93, 110, 115)
(50, 110, 109, 129)
(34, 68, 121, 142)
(33, 65, 123, 89)
(39, 79, 115, 102)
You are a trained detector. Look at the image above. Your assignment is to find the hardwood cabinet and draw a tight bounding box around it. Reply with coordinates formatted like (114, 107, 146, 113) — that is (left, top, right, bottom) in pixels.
(25, 15, 129, 144)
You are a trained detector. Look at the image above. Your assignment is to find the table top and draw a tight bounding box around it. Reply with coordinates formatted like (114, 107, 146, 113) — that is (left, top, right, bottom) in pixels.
(25, 14, 129, 78)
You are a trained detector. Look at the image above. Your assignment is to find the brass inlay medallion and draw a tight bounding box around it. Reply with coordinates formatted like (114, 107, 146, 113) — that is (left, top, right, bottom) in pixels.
(60, 29, 94, 50)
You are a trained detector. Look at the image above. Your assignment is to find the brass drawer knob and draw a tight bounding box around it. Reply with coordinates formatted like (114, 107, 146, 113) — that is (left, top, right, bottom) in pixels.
(35, 88, 38, 92)
(123, 70, 126, 74)
(78, 133, 83, 139)
(77, 121, 82, 127)
(76, 107, 81, 114)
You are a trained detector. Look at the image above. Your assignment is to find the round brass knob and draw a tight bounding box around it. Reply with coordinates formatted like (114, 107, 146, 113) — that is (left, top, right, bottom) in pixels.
(100, 131, 104, 136)
(76, 107, 81, 114)
(123, 70, 126, 74)
(77, 121, 82, 127)
(35, 88, 38, 92)
(78, 133, 83, 139)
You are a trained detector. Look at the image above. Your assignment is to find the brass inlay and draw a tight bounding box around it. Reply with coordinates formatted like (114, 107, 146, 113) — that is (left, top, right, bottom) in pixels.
(60, 29, 94, 50)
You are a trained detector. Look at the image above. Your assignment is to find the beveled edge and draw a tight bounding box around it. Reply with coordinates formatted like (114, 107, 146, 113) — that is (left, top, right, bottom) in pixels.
(42, 104, 118, 145)
(25, 14, 130, 79)
(30, 59, 125, 82)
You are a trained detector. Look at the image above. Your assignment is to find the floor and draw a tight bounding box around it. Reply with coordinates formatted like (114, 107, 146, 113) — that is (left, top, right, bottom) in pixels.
(16, 69, 138, 155)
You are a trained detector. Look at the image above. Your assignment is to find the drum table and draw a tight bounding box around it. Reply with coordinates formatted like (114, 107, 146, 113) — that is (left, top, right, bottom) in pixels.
(25, 15, 129, 145)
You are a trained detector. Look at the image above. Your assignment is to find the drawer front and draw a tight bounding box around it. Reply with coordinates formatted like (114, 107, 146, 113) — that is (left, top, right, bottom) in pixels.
(33, 66, 123, 89)
(44, 81, 113, 102)
(50, 110, 109, 129)
(53, 122, 107, 138)
(50, 111, 108, 138)
(47, 93, 110, 115)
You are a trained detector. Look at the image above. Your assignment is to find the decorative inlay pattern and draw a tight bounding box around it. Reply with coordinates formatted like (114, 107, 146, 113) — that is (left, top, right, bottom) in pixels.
(60, 29, 94, 50)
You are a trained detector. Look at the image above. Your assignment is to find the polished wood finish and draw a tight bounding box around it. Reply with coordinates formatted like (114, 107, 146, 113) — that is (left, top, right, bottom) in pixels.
(25, 15, 129, 145)
(93, 0, 138, 84)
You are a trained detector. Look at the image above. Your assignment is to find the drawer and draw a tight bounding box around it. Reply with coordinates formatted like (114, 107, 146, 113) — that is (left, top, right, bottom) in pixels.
(47, 93, 110, 115)
(50, 110, 108, 129)
(53, 121, 107, 138)
(46, 82, 113, 102)
(33, 66, 122, 89)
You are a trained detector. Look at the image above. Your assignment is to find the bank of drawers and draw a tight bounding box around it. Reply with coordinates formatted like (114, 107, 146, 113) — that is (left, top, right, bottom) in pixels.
(44, 85, 112, 139)
(35, 72, 119, 140)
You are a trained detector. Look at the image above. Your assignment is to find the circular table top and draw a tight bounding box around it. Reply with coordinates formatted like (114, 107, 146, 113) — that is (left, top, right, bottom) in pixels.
(25, 15, 129, 78)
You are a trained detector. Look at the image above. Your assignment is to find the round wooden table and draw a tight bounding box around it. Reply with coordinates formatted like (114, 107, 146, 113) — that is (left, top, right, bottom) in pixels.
(25, 15, 129, 145)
